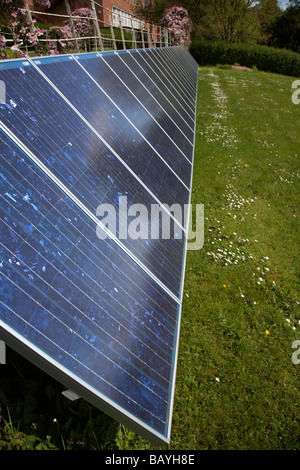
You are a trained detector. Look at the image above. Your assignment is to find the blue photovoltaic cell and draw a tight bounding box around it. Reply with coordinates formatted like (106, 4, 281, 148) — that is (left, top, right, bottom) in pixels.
(131, 50, 195, 129)
(31, 54, 193, 190)
(114, 51, 195, 144)
(0, 132, 179, 439)
(0, 46, 198, 444)
(153, 48, 198, 107)
(78, 52, 194, 161)
(0, 58, 185, 297)
(145, 49, 197, 112)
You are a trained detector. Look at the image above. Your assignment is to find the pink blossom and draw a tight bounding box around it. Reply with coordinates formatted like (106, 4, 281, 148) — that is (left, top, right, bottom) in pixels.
(160, 6, 192, 48)
(37, 0, 51, 7)
(10, 44, 21, 52)
(49, 7, 94, 52)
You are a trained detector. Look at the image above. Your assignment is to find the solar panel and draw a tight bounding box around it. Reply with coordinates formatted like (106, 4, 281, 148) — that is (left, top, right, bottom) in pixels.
(0, 46, 198, 445)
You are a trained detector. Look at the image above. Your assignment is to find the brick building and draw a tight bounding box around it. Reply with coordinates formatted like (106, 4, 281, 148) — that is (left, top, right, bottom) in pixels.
(27, 0, 149, 29)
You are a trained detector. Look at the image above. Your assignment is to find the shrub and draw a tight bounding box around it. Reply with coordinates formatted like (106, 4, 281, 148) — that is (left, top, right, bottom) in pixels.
(190, 39, 300, 77)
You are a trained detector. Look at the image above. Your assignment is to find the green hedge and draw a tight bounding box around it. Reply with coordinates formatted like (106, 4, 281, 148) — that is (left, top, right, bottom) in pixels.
(189, 39, 300, 77)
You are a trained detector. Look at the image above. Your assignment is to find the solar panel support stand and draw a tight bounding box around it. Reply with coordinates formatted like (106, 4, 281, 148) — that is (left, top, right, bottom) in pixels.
(62, 389, 81, 402)
(0, 340, 6, 365)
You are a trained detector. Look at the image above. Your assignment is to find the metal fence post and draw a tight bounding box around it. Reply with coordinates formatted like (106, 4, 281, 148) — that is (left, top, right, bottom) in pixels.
(118, 13, 126, 50)
(140, 22, 145, 49)
(64, 0, 79, 53)
(130, 18, 136, 49)
(90, 0, 103, 51)
(107, 9, 117, 50)
(147, 25, 153, 48)
(24, 0, 36, 34)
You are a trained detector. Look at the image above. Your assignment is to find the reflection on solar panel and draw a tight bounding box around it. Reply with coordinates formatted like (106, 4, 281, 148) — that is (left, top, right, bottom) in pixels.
(0, 46, 198, 445)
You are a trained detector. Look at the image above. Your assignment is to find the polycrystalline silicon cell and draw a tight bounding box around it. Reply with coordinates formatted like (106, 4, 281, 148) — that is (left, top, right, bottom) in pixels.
(114, 50, 195, 144)
(141, 49, 197, 117)
(0, 57, 185, 298)
(30, 54, 193, 190)
(0, 132, 180, 441)
(150, 48, 198, 108)
(77, 51, 194, 161)
(0, 46, 198, 445)
(127, 50, 195, 131)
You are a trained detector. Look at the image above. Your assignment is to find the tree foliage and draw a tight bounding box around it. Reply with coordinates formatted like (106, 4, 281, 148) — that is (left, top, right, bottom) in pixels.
(133, 0, 299, 51)
(268, 0, 300, 52)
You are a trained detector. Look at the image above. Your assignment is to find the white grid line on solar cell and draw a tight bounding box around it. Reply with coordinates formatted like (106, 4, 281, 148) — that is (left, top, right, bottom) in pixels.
(0, 269, 169, 404)
(111, 51, 194, 146)
(147, 48, 196, 106)
(0, 316, 168, 442)
(0, 120, 181, 304)
(135, 47, 195, 116)
(0, 135, 178, 426)
(127, 50, 195, 132)
(166, 47, 199, 77)
(28, 57, 187, 235)
(73, 55, 192, 182)
(1, 107, 182, 290)
(1, 136, 178, 336)
(156, 49, 198, 106)
(178, 62, 199, 303)
(96, 54, 193, 165)
(144, 48, 196, 110)
(162, 48, 198, 90)
(0, 168, 177, 339)
(138, 49, 195, 115)
(2, 70, 183, 278)
(165, 60, 198, 437)
(0, 225, 174, 372)
(0, 318, 170, 445)
(0, 63, 186, 293)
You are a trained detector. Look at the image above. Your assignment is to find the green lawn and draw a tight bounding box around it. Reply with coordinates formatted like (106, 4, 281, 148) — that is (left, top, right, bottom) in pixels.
(170, 66, 300, 450)
(0, 66, 299, 450)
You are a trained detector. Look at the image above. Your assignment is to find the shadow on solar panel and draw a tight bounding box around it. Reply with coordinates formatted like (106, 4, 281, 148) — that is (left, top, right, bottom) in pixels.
(0, 46, 198, 445)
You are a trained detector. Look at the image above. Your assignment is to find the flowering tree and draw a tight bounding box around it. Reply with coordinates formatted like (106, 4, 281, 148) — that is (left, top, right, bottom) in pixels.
(0, 0, 49, 59)
(49, 7, 94, 53)
(159, 5, 192, 48)
(36, 0, 51, 7)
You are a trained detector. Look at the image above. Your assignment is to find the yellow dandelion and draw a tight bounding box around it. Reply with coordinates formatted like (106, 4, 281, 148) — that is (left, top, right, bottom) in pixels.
(265, 330, 270, 335)
(223, 284, 227, 288)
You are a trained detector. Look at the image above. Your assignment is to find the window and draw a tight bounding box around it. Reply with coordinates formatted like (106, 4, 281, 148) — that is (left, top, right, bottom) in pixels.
(112, 7, 142, 29)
